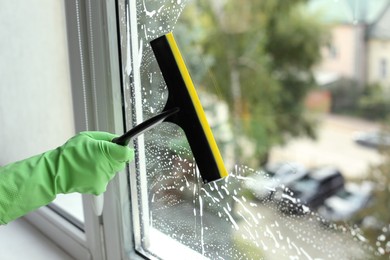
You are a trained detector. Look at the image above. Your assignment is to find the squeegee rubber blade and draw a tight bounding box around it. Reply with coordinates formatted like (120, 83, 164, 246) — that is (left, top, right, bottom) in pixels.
(150, 33, 228, 183)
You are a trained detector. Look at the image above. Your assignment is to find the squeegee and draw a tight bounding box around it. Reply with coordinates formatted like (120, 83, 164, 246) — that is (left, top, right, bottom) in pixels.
(113, 32, 228, 183)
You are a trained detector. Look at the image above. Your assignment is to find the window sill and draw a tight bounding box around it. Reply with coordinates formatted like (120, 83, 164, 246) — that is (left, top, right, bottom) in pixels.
(146, 228, 208, 260)
(0, 218, 73, 259)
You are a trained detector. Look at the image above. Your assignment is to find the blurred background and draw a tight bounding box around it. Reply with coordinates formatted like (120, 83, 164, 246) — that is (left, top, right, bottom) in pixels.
(137, 0, 390, 258)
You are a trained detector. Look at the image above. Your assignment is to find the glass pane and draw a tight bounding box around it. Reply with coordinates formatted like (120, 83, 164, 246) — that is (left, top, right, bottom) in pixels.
(126, 0, 390, 258)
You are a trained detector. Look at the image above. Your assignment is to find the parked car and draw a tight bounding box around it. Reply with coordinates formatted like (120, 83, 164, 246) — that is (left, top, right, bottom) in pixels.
(318, 181, 373, 222)
(244, 162, 309, 201)
(277, 166, 345, 215)
(353, 131, 390, 149)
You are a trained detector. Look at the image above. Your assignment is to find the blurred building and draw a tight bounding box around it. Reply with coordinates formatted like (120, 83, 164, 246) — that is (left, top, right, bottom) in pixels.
(309, 0, 390, 90)
(367, 2, 390, 91)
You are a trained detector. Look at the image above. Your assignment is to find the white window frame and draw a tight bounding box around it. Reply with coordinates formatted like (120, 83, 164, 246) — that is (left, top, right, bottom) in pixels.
(24, 0, 143, 259)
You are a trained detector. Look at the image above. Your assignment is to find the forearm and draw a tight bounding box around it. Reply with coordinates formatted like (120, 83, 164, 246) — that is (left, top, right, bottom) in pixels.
(0, 151, 58, 224)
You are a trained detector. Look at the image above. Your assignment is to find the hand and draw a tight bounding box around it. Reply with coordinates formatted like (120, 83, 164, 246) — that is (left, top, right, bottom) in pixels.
(55, 131, 134, 195)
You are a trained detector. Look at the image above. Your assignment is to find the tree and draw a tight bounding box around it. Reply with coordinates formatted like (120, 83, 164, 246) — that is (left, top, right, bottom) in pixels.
(176, 0, 328, 167)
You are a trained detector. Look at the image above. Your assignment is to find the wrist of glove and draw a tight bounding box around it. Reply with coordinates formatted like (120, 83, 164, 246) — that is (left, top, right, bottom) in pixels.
(0, 131, 134, 224)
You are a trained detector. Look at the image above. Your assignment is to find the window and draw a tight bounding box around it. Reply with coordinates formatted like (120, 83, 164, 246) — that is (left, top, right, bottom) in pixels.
(328, 43, 338, 59)
(122, 0, 390, 259)
(380, 58, 388, 79)
(9, 0, 389, 259)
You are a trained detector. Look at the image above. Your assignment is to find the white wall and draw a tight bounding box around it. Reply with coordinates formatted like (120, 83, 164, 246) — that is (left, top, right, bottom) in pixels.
(0, 0, 75, 165)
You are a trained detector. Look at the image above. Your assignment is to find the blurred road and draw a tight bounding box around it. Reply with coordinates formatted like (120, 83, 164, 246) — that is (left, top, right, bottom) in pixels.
(233, 201, 370, 260)
(269, 114, 384, 179)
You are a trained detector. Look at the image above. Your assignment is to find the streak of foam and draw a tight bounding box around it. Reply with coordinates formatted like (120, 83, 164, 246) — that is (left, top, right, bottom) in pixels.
(223, 207, 239, 231)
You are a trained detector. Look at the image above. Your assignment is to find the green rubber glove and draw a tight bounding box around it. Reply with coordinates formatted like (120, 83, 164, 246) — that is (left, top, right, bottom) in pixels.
(0, 131, 134, 225)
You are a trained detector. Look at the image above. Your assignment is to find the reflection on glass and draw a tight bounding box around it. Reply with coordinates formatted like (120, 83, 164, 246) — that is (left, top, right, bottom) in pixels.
(129, 0, 390, 258)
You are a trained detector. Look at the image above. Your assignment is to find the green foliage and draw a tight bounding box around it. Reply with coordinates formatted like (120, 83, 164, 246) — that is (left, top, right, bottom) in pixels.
(358, 83, 390, 121)
(328, 77, 362, 114)
(177, 0, 327, 167)
(328, 79, 390, 121)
